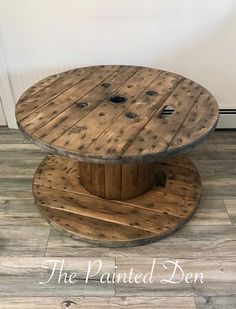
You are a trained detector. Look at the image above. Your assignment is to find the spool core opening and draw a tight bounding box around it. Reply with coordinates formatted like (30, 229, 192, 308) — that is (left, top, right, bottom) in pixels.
(109, 95, 126, 104)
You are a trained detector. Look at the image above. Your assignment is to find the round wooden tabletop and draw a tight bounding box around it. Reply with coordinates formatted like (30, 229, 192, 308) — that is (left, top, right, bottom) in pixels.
(16, 65, 219, 164)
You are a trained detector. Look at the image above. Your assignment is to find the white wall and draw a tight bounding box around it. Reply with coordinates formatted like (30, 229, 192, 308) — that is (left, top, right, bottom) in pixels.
(0, 0, 235, 113)
(0, 99, 6, 125)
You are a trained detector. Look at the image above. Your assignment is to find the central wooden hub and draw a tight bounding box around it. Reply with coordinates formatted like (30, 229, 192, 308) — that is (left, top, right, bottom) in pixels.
(78, 162, 157, 200)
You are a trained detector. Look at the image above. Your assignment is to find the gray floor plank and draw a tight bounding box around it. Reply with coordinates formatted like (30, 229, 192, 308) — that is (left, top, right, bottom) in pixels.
(0, 128, 235, 305)
(0, 225, 50, 256)
(0, 257, 115, 297)
(195, 296, 236, 309)
(115, 257, 236, 297)
(223, 200, 236, 225)
(0, 199, 40, 217)
(0, 296, 196, 308)
(45, 224, 236, 258)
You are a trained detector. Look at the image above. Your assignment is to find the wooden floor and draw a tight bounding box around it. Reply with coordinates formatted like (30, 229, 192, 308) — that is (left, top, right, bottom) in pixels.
(0, 127, 235, 308)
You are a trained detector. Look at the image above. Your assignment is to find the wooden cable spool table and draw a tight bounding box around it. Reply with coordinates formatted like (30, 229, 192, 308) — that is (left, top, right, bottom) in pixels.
(16, 65, 219, 247)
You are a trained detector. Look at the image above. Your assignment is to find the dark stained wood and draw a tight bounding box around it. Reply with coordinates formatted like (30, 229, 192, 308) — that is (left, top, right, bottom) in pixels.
(33, 155, 201, 247)
(18, 65, 119, 134)
(16, 65, 219, 164)
(124, 79, 203, 161)
(32, 66, 140, 144)
(104, 164, 122, 200)
(15, 65, 219, 246)
(52, 67, 160, 154)
(16, 66, 99, 122)
(78, 161, 91, 191)
(90, 163, 105, 197)
(168, 89, 219, 152)
(1, 128, 236, 305)
(86, 71, 183, 159)
(64, 160, 157, 200)
(18, 69, 75, 102)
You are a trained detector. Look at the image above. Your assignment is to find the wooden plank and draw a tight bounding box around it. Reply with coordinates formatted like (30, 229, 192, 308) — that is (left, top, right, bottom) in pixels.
(195, 296, 236, 309)
(15, 66, 219, 164)
(45, 225, 236, 258)
(52, 67, 160, 153)
(86, 71, 183, 159)
(34, 185, 180, 234)
(0, 151, 44, 160)
(0, 225, 50, 256)
(187, 212, 231, 226)
(104, 164, 122, 200)
(33, 154, 201, 246)
(78, 161, 92, 191)
(32, 65, 140, 144)
(193, 160, 236, 178)
(201, 177, 236, 197)
(121, 164, 138, 199)
(0, 144, 38, 151)
(188, 198, 231, 227)
(0, 190, 33, 200)
(90, 163, 105, 197)
(137, 163, 155, 196)
(116, 257, 236, 296)
(18, 69, 75, 101)
(19, 65, 119, 134)
(0, 178, 33, 191)
(16, 67, 98, 121)
(0, 296, 197, 309)
(0, 257, 115, 296)
(124, 79, 203, 160)
(80, 161, 156, 200)
(0, 199, 40, 217)
(197, 199, 226, 213)
(224, 200, 236, 224)
(40, 206, 156, 246)
(33, 156, 200, 219)
(169, 90, 219, 152)
(190, 143, 236, 161)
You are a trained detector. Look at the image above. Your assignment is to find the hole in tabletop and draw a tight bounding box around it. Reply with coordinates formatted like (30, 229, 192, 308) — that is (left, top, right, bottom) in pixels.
(146, 90, 158, 96)
(109, 95, 126, 104)
(159, 105, 175, 118)
(101, 82, 111, 88)
(125, 112, 138, 119)
(76, 101, 88, 108)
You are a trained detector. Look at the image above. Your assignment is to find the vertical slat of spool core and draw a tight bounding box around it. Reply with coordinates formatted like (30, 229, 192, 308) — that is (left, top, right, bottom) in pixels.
(90, 163, 105, 197)
(79, 162, 157, 200)
(78, 161, 92, 192)
(137, 163, 156, 196)
(121, 164, 138, 200)
(105, 164, 122, 200)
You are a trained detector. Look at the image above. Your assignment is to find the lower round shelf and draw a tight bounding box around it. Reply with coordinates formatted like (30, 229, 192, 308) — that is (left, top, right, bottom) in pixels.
(33, 155, 201, 247)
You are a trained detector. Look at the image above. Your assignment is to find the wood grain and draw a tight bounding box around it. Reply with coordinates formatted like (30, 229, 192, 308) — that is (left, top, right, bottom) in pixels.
(115, 257, 236, 296)
(0, 128, 236, 306)
(16, 65, 219, 164)
(52, 67, 160, 155)
(79, 161, 156, 200)
(195, 296, 236, 309)
(223, 200, 236, 224)
(0, 296, 196, 308)
(16, 67, 98, 122)
(33, 154, 201, 247)
(0, 257, 115, 297)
